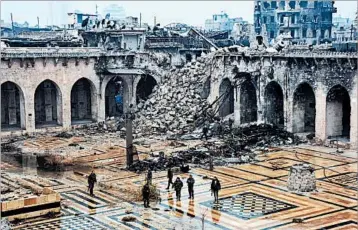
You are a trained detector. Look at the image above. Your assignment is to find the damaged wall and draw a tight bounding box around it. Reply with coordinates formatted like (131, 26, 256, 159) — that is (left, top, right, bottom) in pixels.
(1, 47, 357, 149)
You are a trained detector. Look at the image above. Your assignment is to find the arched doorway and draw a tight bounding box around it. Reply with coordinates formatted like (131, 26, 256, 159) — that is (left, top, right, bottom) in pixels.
(34, 80, 62, 127)
(240, 80, 257, 124)
(71, 78, 95, 124)
(219, 78, 234, 117)
(136, 75, 157, 103)
(105, 77, 128, 118)
(201, 77, 211, 99)
(264, 81, 284, 127)
(293, 83, 316, 133)
(1, 82, 25, 130)
(326, 85, 350, 139)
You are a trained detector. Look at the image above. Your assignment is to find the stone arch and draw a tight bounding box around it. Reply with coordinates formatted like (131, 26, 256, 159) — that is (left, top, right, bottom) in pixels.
(105, 76, 129, 118)
(136, 74, 157, 104)
(34, 79, 62, 127)
(1, 81, 26, 130)
(292, 82, 316, 133)
(264, 81, 284, 127)
(326, 85, 351, 139)
(240, 80, 257, 124)
(71, 78, 97, 123)
(201, 77, 211, 99)
(219, 78, 234, 117)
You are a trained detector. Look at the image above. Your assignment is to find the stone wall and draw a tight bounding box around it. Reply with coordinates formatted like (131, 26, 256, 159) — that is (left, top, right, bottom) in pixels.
(1, 48, 357, 148)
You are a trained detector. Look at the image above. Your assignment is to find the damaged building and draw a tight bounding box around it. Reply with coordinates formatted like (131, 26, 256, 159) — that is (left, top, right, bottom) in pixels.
(1, 42, 357, 148)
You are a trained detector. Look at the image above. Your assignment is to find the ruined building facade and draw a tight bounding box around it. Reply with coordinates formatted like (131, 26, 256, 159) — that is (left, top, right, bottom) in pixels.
(254, 0, 337, 44)
(1, 47, 357, 149)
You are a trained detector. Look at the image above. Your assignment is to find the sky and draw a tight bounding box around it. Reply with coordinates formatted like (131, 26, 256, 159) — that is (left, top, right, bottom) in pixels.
(1, 1, 357, 28)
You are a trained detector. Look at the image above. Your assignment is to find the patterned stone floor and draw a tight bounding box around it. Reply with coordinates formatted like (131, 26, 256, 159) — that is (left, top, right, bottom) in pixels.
(6, 146, 358, 230)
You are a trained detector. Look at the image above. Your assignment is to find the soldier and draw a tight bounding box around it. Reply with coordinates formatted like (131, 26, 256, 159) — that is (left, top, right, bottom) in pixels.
(142, 183, 150, 208)
(88, 171, 97, 197)
(166, 167, 174, 190)
(173, 177, 183, 201)
(201, 122, 209, 140)
(147, 168, 153, 185)
(187, 175, 195, 199)
(211, 177, 221, 203)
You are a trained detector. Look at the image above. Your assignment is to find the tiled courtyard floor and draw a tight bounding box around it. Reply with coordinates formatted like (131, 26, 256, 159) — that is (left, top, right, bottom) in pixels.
(5, 146, 358, 230)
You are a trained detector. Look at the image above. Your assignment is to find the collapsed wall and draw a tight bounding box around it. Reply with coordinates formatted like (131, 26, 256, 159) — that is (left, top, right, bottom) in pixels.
(134, 53, 214, 137)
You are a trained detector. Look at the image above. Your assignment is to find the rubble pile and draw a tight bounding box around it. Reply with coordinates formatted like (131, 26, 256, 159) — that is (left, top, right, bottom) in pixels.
(229, 123, 299, 150)
(0, 218, 11, 230)
(134, 55, 213, 137)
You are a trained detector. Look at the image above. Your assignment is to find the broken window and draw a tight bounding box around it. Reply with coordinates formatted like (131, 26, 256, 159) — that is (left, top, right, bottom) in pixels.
(263, 16, 267, 24)
(263, 1, 270, 9)
(302, 28, 307, 38)
(279, 1, 285, 9)
(291, 15, 295, 24)
(291, 30, 295, 38)
(302, 15, 307, 22)
(300, 1, 308, 8)
(271, 1, 277, 9)
(289, 1, 296, 9)
(271, 16, 275, 23)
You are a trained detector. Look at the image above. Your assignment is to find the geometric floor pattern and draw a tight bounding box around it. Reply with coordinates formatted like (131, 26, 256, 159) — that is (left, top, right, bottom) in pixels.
(200, 192, 297, 220)
(7, 146, 358, 230)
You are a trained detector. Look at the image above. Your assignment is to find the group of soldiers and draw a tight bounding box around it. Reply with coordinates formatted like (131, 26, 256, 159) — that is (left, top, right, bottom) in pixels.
(141, 167, 222, 208)
(88, 168, 222, 208)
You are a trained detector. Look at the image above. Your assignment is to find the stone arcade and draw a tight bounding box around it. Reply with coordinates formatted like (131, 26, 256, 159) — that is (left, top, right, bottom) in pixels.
(1, 47, 357, 148)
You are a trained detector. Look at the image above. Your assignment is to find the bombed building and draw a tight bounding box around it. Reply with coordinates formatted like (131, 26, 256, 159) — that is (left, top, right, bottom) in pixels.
(1, 43, 357, 148)
(254, 0, 337, 44)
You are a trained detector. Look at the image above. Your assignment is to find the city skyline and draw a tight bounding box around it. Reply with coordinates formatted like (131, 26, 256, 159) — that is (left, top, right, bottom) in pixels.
(1, 1, 357, 28)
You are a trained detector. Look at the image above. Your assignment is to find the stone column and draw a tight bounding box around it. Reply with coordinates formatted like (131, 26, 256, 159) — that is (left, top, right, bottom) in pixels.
(61, 90, 71, 129)
(25, 92, 36, 133)
(7, 89, 17, 125)
(234, 86, 241, 125)
(350, 77, 358, 149)
(315, 84, 326, 143)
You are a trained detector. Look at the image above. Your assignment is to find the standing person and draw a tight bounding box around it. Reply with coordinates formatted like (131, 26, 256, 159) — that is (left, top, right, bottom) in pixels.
(217, 120, 224, 137)
(201, 122, 209, 140)
(88, 171, 97, 197)
(187, 175, 195, 199)
(142, 183, 150, 208)
(211, 177, 221, 203)
(166, 167, 174, 190)
(147, 168, 153, 185)
(173, 177, 183, 201)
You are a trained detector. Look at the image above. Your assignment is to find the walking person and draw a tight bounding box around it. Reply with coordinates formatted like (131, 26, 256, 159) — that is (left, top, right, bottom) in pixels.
(147, 168, 153, 185)
(166, 167, 174, 190)
(173, 177, 183, 201)
(187, 175, 195, 199)
(88, 171, 97, 197)
(142, 183, 150, 208)
(211, 177, 221, 203)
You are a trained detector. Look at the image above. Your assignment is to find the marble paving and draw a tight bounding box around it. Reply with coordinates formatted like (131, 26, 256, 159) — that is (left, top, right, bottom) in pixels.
(8, 146, 358, 230)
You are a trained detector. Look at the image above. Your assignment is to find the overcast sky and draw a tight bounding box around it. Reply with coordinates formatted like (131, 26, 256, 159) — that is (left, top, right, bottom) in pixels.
(1, 1, 357, 27)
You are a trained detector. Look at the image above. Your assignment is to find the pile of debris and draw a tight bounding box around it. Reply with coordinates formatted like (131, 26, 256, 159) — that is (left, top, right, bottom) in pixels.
(133, 55, 213, 137)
